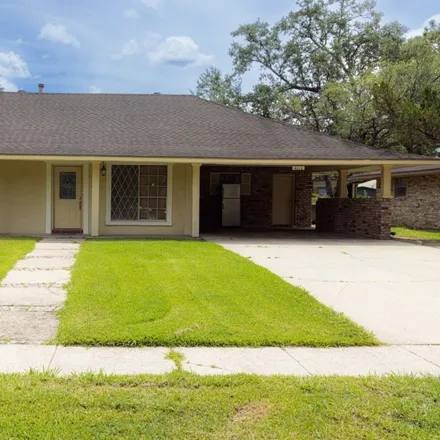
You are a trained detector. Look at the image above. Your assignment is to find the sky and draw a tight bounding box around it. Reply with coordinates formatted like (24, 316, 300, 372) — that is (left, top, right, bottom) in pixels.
(0, 0, 439, 95)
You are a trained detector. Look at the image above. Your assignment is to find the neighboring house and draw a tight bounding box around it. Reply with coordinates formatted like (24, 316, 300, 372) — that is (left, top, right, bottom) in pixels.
(355, 180, 377, 198)
(350, 165, 440, 230)
(0, 91, 437, 239)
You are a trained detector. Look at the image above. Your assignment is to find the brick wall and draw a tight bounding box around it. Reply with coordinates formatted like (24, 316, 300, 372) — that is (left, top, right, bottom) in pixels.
(391, 175, 440, 230)
(316, 198, 392, 239)
(200, 166, 312, 232)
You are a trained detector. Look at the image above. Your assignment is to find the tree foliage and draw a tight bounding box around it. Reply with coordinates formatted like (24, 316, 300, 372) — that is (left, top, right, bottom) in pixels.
(194, 0, 440, 155)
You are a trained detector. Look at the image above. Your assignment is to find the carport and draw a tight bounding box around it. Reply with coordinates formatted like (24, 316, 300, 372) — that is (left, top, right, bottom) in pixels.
(198, 160, 428, 239)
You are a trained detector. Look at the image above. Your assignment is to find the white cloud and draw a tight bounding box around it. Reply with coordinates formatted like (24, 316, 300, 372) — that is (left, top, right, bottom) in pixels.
(89, 85, 102, 93)
(0, 51, 30, 78)
(0, 77, 18, 92)
(140, 0, 162, 9)
(111, 39, 139, 60)
(42, 54, 50, 60)
(123, 8, 141, 19)
(38, 23, 81, 48)
(147, 36, 213, 67)
(406, 14, 440, 39)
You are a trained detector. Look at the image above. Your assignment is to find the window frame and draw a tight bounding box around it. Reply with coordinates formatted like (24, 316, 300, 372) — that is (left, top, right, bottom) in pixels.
(394, 178, 408, 199)
(105, 163, 173, 226)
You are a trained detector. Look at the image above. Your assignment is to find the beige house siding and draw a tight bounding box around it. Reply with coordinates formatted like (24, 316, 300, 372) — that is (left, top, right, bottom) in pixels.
(0, 161, 46, 234)
(99, 163, 193, 236)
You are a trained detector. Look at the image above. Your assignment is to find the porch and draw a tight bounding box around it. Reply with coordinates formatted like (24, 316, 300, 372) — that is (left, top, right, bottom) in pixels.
(0, 158, 409, 240)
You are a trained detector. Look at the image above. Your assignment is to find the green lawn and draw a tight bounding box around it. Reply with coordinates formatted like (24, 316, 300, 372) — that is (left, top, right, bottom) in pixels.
(1, 373, 439, 439)
(56, 240, 377, 347)
(0, 237, 37, 280)
(392, 227, 440, 241)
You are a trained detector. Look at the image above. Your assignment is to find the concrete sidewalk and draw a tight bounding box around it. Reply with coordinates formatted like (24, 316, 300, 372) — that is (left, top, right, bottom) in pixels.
(1, 344, 440, 376)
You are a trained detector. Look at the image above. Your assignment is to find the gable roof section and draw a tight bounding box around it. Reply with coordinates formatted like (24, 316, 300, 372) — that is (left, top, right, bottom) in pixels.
(0, 92, 436, 161)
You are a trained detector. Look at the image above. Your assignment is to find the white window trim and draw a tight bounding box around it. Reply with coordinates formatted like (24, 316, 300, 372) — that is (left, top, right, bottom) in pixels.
(105, 163, 173, 226)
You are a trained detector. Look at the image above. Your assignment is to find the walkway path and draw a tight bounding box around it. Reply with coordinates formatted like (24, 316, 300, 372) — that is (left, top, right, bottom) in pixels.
(0, 237, 81, 344)
(1, 344, 440, 376)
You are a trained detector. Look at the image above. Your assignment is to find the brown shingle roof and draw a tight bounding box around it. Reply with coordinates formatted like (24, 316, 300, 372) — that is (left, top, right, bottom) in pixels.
(0, 92, 436, 161)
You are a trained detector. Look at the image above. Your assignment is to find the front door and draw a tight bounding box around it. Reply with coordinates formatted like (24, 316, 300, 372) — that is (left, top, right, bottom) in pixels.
(53, 166, 82, 231)
(272, 174, 294, 226)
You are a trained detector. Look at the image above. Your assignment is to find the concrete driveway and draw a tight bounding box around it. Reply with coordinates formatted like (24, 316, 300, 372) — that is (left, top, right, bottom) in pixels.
(206, 232, 440, 345)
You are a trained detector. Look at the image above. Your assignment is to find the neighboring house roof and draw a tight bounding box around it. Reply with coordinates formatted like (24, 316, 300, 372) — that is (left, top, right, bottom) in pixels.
(0, 92, 437, 161)
(350, 165, 440, 182)
(358, 180, 377, 190)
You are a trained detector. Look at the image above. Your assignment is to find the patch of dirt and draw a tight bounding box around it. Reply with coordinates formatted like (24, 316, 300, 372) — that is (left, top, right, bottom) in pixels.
(232, 401, 272, 424)
(221, 401, 273, 439)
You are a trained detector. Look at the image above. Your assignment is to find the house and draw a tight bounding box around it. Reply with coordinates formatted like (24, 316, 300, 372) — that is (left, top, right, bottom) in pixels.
(0, 91, 437, 240)
(350, 165, 440, 230)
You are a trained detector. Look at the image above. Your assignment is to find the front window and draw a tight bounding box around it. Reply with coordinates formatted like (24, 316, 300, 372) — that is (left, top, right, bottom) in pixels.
(110, 165, 169, 223)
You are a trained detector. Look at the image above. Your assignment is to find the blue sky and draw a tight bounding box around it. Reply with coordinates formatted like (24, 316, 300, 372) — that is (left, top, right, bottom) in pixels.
(0, 0, 439, 94)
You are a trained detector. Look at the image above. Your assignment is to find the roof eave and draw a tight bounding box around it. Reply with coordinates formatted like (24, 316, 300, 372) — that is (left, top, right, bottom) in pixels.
(0, 154, 438, 167)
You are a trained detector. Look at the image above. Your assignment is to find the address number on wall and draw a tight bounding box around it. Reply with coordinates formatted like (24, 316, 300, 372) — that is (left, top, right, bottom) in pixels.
(292, 166, 306, 171)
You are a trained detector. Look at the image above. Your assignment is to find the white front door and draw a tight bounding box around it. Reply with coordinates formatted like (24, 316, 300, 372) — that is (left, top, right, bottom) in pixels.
(53, 166, 82, 231)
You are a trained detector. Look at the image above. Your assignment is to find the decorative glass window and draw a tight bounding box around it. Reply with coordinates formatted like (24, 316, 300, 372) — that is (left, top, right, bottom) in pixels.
(60, 172, 76, 200)
(394, 179, 407, 198)
(110, 165, 168, 222)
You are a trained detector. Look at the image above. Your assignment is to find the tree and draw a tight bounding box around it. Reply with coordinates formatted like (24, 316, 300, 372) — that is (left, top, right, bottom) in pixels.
(228, 0, 406, 129)
(193, 0, 440, 155)
(192, 67, 242, 108)
(372, 30, 440, 154)
(318, 24, 440, 154)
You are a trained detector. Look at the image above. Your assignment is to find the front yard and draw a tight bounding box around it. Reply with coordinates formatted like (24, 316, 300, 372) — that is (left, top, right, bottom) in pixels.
(0, 373, 439, 439)
(0, 237, 37, 280)
(56, 240, 377, 347)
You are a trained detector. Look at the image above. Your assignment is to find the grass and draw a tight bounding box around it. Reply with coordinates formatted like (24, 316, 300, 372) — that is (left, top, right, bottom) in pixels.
(0, 373, 440, 439)
(56, 239, 378, 347)
(0, 237, 37, 280)
(392, 227, 440, 241)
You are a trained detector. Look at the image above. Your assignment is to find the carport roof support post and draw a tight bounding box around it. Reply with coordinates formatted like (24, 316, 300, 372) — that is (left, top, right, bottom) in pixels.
(337, 170, 348, 198)
(191, 163, 201, 238)
(379, 165, 393, 198)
